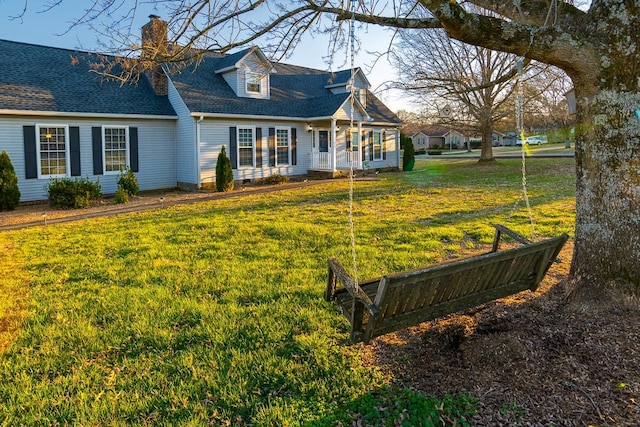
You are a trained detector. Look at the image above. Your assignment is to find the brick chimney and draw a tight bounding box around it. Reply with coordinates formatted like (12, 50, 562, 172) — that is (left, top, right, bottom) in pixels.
(141, 15, 168, 96)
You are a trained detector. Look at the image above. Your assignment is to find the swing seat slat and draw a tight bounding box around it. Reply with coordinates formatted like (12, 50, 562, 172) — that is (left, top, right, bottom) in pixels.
(325, 225, 568, 344)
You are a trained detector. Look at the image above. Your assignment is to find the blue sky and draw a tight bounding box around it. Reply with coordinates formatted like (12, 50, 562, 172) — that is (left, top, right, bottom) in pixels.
(0, 1, 410, 112)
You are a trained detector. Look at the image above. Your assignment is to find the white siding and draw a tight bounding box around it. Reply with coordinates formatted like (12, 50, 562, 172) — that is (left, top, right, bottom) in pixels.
(360, 127, 399, 170)
(199, 118, 310, 184)
(0, 115, 176, 202)
(221, 70, 239, 96)
(335, 103, 366, 121)
(168, 79, 197, 185)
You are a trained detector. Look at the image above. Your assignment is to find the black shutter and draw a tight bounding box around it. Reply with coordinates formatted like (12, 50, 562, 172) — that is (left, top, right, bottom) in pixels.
(291, 128, 297, 166)
(255, 127, 263, 168)
(229, 127, 237, 169)
(129, 127, 139, 172)
(92, 126, 103, 175)
(70, 126, 81, 176)
(346, 130, 351, 151)
(268, 127, 276, 167)
(361, 131, 366, 163)
(382, 130, 387, 160)
(23, 125, 37, 179)
(369, 131, 374, 161)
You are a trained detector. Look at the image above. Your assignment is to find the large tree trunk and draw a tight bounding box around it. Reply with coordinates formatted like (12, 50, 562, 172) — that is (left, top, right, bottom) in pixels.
(568, 83, 640, 309)
(478, 114, 494, 162)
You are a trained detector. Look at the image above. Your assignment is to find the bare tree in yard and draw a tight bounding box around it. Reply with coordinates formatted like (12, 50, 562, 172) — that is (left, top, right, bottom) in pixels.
(523, 67, 576, 141)
(25, 1, 640, 309)
(392, 23, 523, 161)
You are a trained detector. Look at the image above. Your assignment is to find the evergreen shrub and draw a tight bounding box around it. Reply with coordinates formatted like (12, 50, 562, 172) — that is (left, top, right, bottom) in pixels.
(113, 188, 129, 204)
(216, 146, 234, 192)
(117, 167, 139, 196)
(403, 139, 415, 171)
(0, 150, 20, 211)
(47, 177, 102, 209)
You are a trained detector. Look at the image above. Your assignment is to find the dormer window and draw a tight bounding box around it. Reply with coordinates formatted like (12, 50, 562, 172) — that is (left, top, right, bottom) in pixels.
(246, 72, 262, 93)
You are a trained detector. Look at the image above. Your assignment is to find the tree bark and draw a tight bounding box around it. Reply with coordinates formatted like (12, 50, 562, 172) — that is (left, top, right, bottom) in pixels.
(478, 114, 495, 162)
(568, 83, 640, 308)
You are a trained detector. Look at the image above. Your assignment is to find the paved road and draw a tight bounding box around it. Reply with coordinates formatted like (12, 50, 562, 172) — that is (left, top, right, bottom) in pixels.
(416, 146, 575, 159)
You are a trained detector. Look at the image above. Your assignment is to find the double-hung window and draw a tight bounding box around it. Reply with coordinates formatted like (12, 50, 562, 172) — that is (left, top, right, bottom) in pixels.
(350, 131, 359, 152)
(103, 126, 129, 174)
(238, 127, 255, 167)
(36, 124, 69, 178)
(372, 130, 383, 160)
(275, 127, 290, 166)
(246, 72, 261, 94)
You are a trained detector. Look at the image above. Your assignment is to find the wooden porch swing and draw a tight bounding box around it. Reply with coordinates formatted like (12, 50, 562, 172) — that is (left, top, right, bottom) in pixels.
(324, 225, 568, 344)
(325, 8, 567, 344)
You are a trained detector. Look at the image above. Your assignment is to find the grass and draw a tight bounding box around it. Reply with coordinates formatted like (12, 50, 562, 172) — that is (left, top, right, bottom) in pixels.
(0, 158, 576, 425)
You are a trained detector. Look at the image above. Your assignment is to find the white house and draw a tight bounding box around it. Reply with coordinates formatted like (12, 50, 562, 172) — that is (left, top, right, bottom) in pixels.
(0, 16, 401, 202)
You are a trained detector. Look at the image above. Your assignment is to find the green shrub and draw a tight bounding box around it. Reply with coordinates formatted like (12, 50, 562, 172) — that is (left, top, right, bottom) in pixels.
(47, 177, 102, 209)
(117, 167, 139, 196)
(113, 188, 129, 204)
(428, 150, 443, 155)
(263, 174, 289, 185)
(216, 146, 234, 192)
(403, 140, 415, 171)
(0, 150, 20, 211)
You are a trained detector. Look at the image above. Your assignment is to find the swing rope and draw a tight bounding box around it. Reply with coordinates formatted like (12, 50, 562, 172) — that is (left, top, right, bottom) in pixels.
(347, 0, 360, 289)
(516, 58, 537, 241)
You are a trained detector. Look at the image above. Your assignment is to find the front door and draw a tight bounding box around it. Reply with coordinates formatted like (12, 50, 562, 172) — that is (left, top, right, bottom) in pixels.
(318, 130, 329, 153)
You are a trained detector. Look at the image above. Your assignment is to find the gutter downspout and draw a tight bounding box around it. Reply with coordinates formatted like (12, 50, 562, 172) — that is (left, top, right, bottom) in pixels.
(196, 115, 204, 189)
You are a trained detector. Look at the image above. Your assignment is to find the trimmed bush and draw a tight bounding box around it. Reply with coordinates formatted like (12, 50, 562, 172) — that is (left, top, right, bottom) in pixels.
(117, 167, 139, 196)
(403, 140, 415, 171)
(263, 174, 289, 185)
(47, 177, 102, 209)
(0, 150, 20, 211)
(113, 188, 129, 204)
(216, 146, 234, 192)
(428, 150, 443, 155)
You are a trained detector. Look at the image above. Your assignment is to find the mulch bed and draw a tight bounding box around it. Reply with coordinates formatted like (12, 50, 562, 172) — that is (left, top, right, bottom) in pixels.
(360, 243, 640, 426)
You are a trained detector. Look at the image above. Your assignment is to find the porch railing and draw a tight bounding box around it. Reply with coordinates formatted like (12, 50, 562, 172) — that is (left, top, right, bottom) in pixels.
(311, 151, 361, 171)
(311, 152, 331, 170)
(336, 150, 360, 170)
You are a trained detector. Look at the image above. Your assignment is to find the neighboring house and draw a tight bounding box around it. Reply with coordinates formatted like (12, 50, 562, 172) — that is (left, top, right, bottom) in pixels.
(469, 131, 504, 147)
(410, 127, 468, 150)
(503, 131, 519, 146)
(0, 15, 401, 202)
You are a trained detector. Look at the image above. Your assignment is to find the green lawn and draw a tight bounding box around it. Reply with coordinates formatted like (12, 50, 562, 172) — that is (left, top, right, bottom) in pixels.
(0, 158, 576, 426)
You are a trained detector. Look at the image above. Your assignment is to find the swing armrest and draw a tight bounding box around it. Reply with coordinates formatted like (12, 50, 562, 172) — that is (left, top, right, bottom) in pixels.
(491, 224, 532, 252)
(326, 258, 379, 316)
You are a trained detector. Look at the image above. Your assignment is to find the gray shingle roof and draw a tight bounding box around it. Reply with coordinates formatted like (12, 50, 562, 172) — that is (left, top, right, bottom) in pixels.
(0, 39, 176, 116)
(169, 51, 400, 123)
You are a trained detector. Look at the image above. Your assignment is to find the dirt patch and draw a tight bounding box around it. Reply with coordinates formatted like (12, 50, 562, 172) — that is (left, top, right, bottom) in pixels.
(360, 242, 640, 425)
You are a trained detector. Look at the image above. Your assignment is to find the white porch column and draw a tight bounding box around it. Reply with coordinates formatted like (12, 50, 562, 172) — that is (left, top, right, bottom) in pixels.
(358, 121, 363, 170)
(331, 118, 337, 172)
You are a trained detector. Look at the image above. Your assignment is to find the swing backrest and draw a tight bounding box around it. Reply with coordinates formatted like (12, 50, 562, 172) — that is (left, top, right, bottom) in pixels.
(326, 230, 568, 344)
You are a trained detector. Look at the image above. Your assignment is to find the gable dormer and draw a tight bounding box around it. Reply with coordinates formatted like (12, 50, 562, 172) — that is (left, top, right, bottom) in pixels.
(325, 68, 371, 107)
(214, 46, 274, 99)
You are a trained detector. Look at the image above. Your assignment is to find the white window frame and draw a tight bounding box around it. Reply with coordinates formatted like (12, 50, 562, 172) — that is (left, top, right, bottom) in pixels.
(275, 126, 291, 166)
(102, 125, 130, 175)
(245, 72, 262, 94)
(35, 124, 70, 179)
(350, 130, 360, 152)
(237, 126, 256, 168)
(372, 130, 383, 161)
